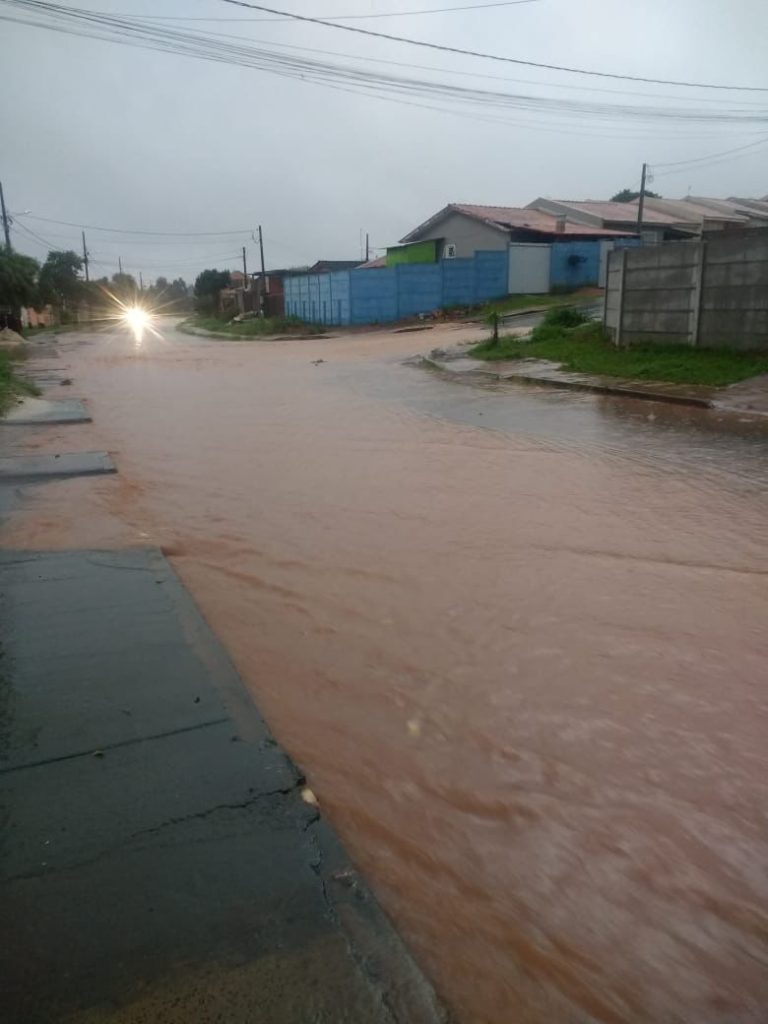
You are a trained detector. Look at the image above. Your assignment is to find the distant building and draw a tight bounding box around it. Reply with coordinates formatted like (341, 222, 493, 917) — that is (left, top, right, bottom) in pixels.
(399, 203, 632, 261)
(527, 196, 768, 242)
(307, 260, 363, 274)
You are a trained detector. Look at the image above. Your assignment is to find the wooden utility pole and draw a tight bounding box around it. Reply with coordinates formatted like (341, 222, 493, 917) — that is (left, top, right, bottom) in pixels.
(636, 162, 648, 235)
(0, 180, 11, 253)
(258, 225, 265, 280)
(258, 226, 266, 315)
(118, 256, 123, 274)
(82, 230, 90, 283)
(242, 245, 248, 288)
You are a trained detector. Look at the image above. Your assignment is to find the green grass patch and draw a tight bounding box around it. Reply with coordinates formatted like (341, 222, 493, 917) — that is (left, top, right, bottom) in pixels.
(185, 314, 325, 339)
(469, 312, 768, 387)
(0, 351, 37, 416)
(489, 292, 588, 314)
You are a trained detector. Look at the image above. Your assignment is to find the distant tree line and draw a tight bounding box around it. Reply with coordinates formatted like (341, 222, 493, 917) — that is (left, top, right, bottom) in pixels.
(0, 247, 190, 322)
(193, 268, 231, 315)
(610, 188, 662, 203)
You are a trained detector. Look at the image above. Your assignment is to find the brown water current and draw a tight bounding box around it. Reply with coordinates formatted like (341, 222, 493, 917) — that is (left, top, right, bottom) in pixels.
(2, 322, 768, 1023)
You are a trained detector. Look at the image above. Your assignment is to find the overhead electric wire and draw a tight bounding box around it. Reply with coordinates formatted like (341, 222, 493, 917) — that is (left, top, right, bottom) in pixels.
(12, 220, 61, 251)
(219, 0, 768, 92)
(202, 30, 768, 108)
(652, 135, 768, 169)
(308, 73, 766, 146)
(3, 1, 768, 135)
(15, 212, 252, 237)
(119, 1, 540, 21)
(652, 150, 768, 179)
(93, 251, 244, 269)
(12, 219, 245, 272)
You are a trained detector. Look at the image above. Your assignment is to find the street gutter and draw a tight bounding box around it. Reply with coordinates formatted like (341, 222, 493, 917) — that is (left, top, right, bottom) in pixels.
(418, 355, 715, 409)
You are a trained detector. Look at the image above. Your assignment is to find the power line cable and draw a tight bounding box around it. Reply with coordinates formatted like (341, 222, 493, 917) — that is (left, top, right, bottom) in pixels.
(119, 1, 540, 21)
(15, 212, 252, 237)
(652, 135, 768, 169)
(3, 1, 767, 132)
(13, 220, 244, 272)
(94, 251, 244, 268)
(219, 0, 768, 92)
(12, 220, 60, 250)
(200, 30, 768, 107)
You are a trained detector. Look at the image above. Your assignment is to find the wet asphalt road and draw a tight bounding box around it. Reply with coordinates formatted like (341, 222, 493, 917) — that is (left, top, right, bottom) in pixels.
(2, 321, 768, 1023)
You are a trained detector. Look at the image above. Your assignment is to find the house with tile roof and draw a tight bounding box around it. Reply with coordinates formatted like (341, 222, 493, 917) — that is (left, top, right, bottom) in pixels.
(398, 203, 632, 260)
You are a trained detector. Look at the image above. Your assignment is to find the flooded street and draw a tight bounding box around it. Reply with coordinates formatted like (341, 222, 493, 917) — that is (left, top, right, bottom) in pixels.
(3, 321, 768, 1023)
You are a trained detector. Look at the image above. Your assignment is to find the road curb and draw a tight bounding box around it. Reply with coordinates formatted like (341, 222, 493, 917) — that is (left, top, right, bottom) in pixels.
(418, 357, 714, 409)
(178, 324, 331, 342)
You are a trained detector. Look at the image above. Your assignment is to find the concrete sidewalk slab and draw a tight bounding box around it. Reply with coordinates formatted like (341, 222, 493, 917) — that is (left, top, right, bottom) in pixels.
(3, 397, 91, 425)
(0, 451, 115, 481)
(0, 549, 447, 1024)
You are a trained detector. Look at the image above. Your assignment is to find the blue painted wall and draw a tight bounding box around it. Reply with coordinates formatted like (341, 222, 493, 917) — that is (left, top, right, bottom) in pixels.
(284, 271, 352, 325)
(550, 241, 601, 289)
(474, 249, 509, 301)
(350, 267, 398, 324)
(442, 258, 475, 307)
(285, 250, 509, 326)
(396, 263, 442, 318)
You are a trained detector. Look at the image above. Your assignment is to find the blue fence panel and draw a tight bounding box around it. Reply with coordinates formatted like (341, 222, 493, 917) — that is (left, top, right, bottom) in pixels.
(473, 250, 509, 302)
(288, 249, 512, 326)
(286, 272, 352, 324)
(327, 271, 351, 325)
(349, 268, 398, 324)
(286, 274, 300, 318)
(396, 263, 442, 317)
(441, 258, 475, 307)
(550, 241, 600, 289)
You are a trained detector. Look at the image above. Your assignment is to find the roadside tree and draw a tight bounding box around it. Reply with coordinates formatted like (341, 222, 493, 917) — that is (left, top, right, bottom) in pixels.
(38, 250, 85, 315)
(0, 250, 40, 311)
(194, 268, 231, 314)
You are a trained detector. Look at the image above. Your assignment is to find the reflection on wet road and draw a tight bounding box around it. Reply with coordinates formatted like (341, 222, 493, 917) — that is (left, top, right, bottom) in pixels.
(2, 322, 767, 1024)
(346, 359, 768, 492)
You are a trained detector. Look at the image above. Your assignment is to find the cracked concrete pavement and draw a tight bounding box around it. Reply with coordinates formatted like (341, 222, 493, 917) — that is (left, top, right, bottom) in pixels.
(0, 548, 447, 1023)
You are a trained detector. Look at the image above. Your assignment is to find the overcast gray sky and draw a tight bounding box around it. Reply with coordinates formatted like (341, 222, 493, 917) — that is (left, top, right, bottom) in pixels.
(2, 0, 767, 281)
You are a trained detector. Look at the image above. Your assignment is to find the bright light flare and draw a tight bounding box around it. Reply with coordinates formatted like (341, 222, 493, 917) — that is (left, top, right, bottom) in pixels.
(119, 304, 163, 348)
(123, 306, 152, 331)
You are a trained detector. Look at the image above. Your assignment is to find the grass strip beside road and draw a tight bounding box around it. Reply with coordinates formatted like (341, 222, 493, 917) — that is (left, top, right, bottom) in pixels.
(491, 292, 595, 315)
(183, 315, 325, 339)
(0, 351, 37, 416)
(470, 317, 768, 387)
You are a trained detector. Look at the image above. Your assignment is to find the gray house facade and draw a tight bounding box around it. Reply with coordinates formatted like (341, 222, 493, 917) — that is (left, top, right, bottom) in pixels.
(400, 203, 629, 259)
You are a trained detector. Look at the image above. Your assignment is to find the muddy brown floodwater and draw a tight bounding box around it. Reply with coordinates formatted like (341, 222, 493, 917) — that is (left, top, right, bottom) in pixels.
(3, 322, 768, 1023)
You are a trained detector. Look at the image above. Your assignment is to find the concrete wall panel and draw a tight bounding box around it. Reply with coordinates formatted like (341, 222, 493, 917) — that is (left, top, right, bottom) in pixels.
(625, 266, 695, 290)
(703, 260, 768, 288)
(623, 310, 691, 333)
(623, 289, 693, 312)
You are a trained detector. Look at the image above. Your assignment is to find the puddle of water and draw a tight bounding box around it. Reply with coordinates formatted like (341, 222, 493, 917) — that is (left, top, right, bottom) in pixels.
(2, 325, 768, 1024)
